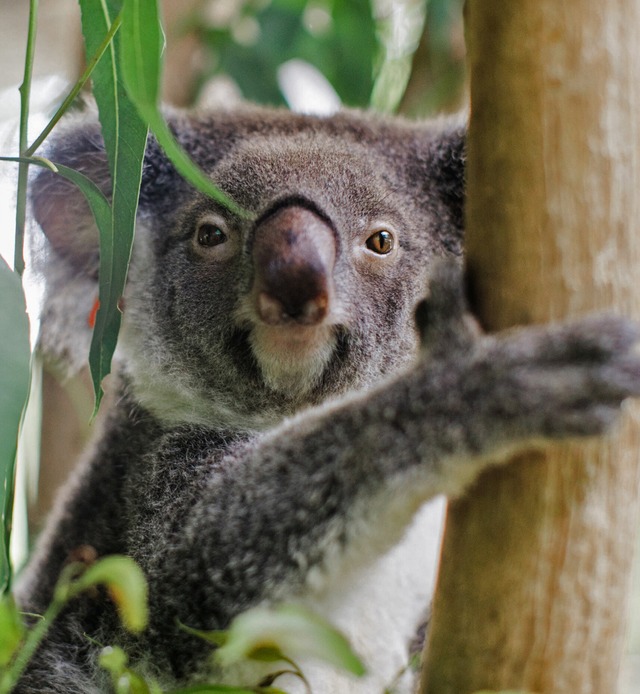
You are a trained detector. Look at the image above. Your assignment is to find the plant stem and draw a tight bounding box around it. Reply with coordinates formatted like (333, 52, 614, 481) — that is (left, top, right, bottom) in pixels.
(14, 0, 39, 276)
(25, 12, 123, 157)
(0, 600, 62, 694)
(0, 564, 86, 692)
(0, 156, 57, 172)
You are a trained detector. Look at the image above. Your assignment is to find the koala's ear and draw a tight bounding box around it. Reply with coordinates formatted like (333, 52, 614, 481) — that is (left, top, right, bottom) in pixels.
(31, 115, 184, 277)
(426, 121, 466, 235)
(404, 118, 466, 256)
(31, 118, 111, 277)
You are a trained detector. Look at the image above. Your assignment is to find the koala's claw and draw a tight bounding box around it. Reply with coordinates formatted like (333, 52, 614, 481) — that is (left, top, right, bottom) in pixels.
(548, 404, 622, 439)
(494, 313, 640, 367)
(477, 313, 640, 445)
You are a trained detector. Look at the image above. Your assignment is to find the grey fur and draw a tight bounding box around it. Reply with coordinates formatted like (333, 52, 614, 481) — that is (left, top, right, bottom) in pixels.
(17, 105, 640, 692)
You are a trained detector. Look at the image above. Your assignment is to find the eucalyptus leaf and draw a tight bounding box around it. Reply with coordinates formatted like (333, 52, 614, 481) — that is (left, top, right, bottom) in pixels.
(1, 160, 111, 231)
(0, 258, 30, 595)
(99, 646, 154, 694)
(51, 164, 112, 232)
(119, 0, 246, 217)
(178, 622, 228, 647)
(73, 556, 148, 633)
(99, 645, 129, 675)
(78, 0, 148, 412)
(215, 604, 365, 677)
(119, 0, 164, 106)
(0, 594, 24, 666)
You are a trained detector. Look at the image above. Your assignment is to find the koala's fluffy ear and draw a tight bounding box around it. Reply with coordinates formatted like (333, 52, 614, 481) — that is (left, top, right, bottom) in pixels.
(404, 118, 466, 256)
(427, 121, 466, 235)
(31, 118, 111, 278)
(31, 115, 183, 277)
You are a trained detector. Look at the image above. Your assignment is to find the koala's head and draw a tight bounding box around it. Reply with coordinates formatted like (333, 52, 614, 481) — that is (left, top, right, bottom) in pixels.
(31, 106, 465, 429)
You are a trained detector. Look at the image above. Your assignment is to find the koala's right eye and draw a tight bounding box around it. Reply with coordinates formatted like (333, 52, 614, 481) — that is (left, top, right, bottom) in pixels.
(197, 223, 227, 247)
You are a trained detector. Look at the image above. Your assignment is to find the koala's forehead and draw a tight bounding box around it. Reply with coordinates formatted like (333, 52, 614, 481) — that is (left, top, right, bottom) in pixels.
(205, 131, 403, 216)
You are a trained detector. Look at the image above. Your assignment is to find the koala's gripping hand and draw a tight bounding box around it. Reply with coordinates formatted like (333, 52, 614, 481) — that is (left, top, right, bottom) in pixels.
(412, 260, 640, 475)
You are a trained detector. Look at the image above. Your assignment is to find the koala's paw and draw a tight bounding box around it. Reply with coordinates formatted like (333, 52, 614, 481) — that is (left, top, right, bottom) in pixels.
(482, 313, 640, 443)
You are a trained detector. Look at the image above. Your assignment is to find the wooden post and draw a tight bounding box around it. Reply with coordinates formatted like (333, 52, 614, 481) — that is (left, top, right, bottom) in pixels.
(421, 2, 640, 693)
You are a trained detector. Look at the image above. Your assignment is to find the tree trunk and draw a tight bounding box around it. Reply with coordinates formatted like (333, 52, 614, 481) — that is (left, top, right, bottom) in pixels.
(421, 2, 640, 693)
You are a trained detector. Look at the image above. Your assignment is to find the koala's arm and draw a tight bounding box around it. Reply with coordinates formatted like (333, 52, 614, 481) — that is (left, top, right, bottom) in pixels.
(125, 263, 640, 668)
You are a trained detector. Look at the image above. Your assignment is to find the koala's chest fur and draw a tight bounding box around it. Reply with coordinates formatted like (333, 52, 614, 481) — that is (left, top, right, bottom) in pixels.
(288, 499, 446, 694)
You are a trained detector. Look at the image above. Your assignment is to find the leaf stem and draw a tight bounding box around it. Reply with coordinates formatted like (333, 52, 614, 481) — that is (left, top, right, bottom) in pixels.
(0, 599, 62, 694)
(0, 563, 86, 692)
(0, 155, 58, 171)
(25, 12, 123, 157)
(14, 0, 39, 276)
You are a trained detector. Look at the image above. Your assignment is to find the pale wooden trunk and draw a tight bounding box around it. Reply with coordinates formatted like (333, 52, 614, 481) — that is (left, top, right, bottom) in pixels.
(421, 2, 640, 693)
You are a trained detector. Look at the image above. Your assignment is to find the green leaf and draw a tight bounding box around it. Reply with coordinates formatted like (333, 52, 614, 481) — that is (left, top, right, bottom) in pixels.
(43, 165, 113, 401)
(2, 161, 112, 250)
(99, 646, 154, 694)
(78, 0, 148, 413)
(215, 604, 365, 677)
(0, 258, 30, 595)
(243, 646, 287, 663)
(73, 556, 148, 633)
(99, 645, 129, 675)
(200, 0, 377, 108)
(119, 0, 247, 217)
(0, 595, 24, 666)
(370, 0, 428, 114)
(51, 164, 112, 233)
(178, 622, 228, 647)
(119, 0, 164, 107)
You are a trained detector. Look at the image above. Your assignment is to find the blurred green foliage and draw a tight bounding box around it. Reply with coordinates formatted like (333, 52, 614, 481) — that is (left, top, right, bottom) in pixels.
(401, 0, 466, 115)
(194, 0, 376, 107)
(190, 0, 466, 114)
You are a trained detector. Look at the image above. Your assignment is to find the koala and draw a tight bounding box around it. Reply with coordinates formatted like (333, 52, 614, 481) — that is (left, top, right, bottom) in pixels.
(15, 104, 640, 694)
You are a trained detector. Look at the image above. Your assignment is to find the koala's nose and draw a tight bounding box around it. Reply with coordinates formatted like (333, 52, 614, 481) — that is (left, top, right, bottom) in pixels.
(252, 205, 336, 327)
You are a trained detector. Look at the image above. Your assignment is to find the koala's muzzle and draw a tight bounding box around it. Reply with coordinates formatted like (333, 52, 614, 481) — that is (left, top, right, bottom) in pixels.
(251, 206, 336, 327)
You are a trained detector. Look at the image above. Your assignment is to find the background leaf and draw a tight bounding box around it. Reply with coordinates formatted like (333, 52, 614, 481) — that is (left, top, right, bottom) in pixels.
(0, 259, 30, 595)
(370, 0, 428, 113)
(196, 0, 377, 108)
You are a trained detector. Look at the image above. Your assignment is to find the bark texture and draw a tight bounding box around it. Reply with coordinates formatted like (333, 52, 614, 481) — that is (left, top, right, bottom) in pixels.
(421, 2, 640, 693)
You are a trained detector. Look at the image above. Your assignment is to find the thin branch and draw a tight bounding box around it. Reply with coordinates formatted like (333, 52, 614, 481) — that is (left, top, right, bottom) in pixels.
(14, 0, 39, 276)
(25, 12, 123, 157)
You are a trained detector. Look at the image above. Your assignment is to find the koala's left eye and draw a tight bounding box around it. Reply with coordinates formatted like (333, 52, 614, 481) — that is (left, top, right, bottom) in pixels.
(366, 230, 394, 255)
(197, 223, 227, 247)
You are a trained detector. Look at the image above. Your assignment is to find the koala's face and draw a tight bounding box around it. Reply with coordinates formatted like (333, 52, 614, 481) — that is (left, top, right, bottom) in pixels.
(32, 108, 465, 429)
